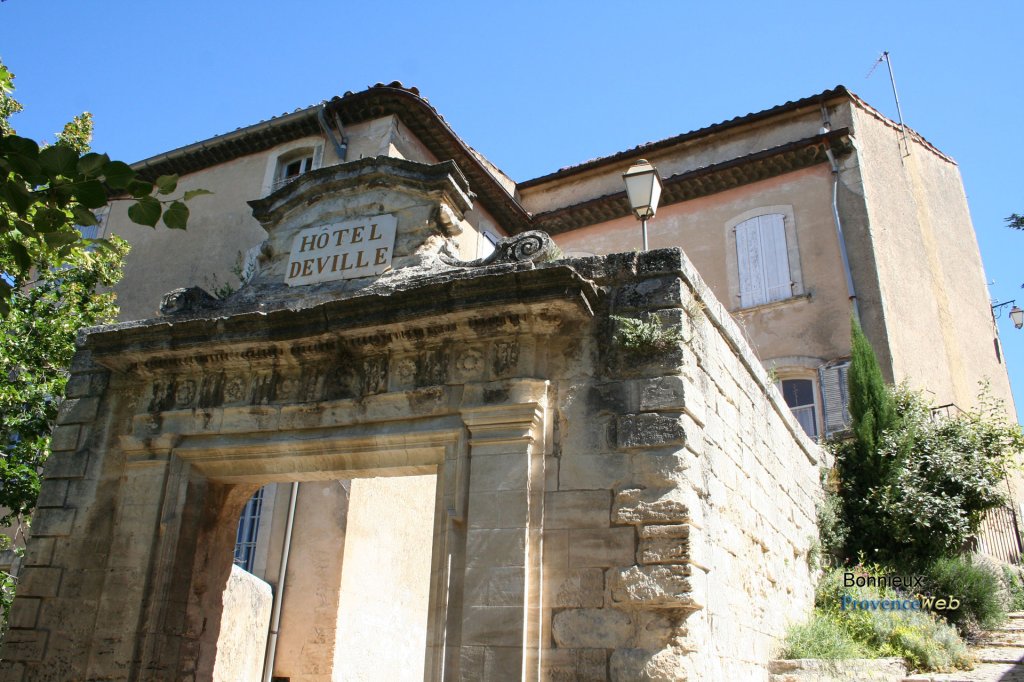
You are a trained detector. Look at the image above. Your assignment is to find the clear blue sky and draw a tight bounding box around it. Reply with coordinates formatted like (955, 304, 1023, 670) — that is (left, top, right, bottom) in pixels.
(4, 1, 1023, 421)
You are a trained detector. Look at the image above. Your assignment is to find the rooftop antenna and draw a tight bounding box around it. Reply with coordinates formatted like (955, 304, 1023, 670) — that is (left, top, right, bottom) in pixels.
(867, 51, 911, 158)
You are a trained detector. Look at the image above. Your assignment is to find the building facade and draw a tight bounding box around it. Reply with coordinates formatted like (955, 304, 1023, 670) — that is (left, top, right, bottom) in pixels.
(109, 83, 1016, 437)
(1, 83, 1015, 681)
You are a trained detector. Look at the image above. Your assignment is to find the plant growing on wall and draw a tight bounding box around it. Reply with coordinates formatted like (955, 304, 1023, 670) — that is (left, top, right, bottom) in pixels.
(611, 314, 684, 358)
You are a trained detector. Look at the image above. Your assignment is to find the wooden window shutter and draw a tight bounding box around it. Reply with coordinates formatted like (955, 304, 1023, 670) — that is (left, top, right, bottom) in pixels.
(818, 361, 851, 435)
(758, 214, 791, 303)
(736, 214, 791, 308)
(736, 218, 767, 307)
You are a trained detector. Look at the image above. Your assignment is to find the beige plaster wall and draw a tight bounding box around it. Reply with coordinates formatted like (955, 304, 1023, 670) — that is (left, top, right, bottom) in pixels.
(553, 166, 854, 367)
(271, 481, 350, 682)
(333, 475, 436, 682)
(109, 119, 491, 322)
(213, 565, 272, 682)
(850, 106, 1016, 413)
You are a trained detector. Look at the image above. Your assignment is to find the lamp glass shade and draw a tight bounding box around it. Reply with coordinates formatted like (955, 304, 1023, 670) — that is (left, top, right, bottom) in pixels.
(1011, 305, 1024, 329)
(623, 160, 664, 220)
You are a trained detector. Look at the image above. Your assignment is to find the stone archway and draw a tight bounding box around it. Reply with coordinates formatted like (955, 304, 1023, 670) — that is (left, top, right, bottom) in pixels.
(2, 153, 824, 682)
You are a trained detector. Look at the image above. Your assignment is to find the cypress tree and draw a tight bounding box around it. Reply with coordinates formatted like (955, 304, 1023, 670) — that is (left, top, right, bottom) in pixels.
(847, 317, 896, 466)
(838, 317, 897, 559)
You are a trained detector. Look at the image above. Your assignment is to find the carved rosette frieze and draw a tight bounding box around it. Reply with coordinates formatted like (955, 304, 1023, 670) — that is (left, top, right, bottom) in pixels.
(138, 337, 527, 417)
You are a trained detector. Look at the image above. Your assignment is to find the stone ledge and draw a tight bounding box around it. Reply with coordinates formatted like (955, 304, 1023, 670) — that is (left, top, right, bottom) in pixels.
(768, 658, 907, 682)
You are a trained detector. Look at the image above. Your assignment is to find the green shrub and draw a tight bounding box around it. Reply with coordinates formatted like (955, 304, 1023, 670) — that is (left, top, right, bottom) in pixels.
(781, 612, 871, 660)
(806, 566, 973, 672)
(920, 556, 1006, 635)
(815, 469, 847, 568)
(1002, 565, 1024, 612)
(832, 384, 1021, 564)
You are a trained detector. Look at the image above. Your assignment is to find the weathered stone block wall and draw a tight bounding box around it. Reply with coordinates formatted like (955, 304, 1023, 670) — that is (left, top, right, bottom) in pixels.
(540, 249, 822, 681)
(1, 245, 821, 682)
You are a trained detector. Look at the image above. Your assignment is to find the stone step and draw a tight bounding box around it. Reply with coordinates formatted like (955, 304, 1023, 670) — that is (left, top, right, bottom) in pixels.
(976, 632, 1024, 646)
(902, 663, 1024, 681)
(972, 646, 1024, 664)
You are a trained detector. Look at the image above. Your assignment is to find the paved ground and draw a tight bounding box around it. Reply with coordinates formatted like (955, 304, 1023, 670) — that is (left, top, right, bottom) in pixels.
(903, 613, 1024, 682)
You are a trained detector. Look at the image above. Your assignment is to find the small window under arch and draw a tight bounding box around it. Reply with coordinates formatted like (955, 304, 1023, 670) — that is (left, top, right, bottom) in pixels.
(780, 378, 818, 439)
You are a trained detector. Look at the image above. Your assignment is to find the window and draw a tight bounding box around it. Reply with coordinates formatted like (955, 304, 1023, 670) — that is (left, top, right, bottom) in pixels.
(273, 152, 315, 191)
(781, 378, 818, 438)
(477, 230, 500, 259)
(263, 141, 324, 196)
(735, 213, 793, 307)
(233, 487, 264, 572)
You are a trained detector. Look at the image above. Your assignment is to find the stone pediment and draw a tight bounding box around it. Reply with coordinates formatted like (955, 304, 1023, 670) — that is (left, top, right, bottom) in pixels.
(158, 155, 557, 319)
(247, 155, 474, 287)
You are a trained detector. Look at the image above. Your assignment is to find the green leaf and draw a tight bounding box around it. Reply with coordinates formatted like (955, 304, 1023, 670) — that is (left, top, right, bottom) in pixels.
(74, 179, 108, 209)
(33, 208, 69, 233)
(70, 204, 98, 227)
(38, 145, 79, 178)
(13, 218, 35, 237)
(7, 239, 31, 273)
(77, 152, 109, 178)
(0, 179, 33, 215)
(0, 64, 12, 95)
(155, 174, 178, 195)
(127, 195, 161, 227)
(127, 179, 154, 199)
(0, 135, 39, 160)
(161, 201, 189, 230)
(101, 160, 135, 190)
(43, 230, 81, 248)
(183, 188, 213, 201)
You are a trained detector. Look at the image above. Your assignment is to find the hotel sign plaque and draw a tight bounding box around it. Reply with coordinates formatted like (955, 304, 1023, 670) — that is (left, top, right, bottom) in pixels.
(285, 214, 398, 286)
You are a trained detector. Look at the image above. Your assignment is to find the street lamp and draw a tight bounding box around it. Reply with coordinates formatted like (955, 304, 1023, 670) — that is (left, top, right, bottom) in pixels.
(1011, 305, 1024, 330)
(622, 159, 664, 251)
(992, 300, 1024, 330)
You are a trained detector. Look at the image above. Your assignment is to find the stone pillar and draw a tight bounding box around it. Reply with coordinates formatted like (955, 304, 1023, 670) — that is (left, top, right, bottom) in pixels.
(457, 384, 547, 681)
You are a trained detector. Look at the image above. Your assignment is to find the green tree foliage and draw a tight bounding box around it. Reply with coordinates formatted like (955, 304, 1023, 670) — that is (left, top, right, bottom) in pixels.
(1007, 214, 1024, 231)
(0, 238, 127, 523)
(869, 387, 1016, 561)
(0, 58, 209, 316)
(833, 321, 1023, 563)
(837, 318, 898, 558)
(848, 318, 896, 460)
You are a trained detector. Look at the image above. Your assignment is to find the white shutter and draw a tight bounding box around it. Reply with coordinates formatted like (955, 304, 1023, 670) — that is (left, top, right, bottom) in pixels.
(736, 218, 766, 307)
(736, 214, 791, 308)
(312, 144, 324, 170)
(758, 214, 791, 303)
(818, 361, 851, 435)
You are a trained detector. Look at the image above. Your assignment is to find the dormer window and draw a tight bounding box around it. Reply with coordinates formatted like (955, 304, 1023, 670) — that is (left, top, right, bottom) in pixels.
(274, 151, 315, 191)
(264, 141, 324, 196)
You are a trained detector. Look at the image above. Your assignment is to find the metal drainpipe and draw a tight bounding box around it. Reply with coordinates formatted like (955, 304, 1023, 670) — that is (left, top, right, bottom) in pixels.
(317, 105, 348, 161)
(262, 481, 300, 682)
(821, 115, 860, 323)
